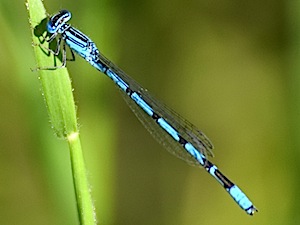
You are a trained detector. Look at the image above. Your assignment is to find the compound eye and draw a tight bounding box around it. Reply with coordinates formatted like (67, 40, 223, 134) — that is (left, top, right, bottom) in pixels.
(46, 20, 56, 33)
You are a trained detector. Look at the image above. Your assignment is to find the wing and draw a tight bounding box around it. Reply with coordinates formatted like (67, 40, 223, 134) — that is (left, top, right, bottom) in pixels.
(100, 53, 214, 166)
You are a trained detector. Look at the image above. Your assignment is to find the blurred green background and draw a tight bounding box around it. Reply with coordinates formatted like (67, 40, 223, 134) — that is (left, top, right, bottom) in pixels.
(0, 0, 297, 224)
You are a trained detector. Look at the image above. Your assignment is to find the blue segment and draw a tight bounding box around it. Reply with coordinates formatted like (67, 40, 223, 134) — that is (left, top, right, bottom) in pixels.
(43, 9, 258, 215)
(106, 70, 128, 92)
(157, 118, 180, 141)
(184, 142, 205, 165)
(229, 185, 254, 211)
(131, 93, 154, 116)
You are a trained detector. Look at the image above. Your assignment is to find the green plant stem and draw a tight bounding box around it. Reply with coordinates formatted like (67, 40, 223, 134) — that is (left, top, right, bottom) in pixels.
(68, 132, 96, 225)
(26, 0, 97, 224)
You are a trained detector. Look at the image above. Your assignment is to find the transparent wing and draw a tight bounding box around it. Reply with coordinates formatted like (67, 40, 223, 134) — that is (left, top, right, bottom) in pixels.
(99, 53, 214, 166)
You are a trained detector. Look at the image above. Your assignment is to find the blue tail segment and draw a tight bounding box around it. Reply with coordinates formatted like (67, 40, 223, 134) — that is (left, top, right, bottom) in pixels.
(44, 9, 258, 215)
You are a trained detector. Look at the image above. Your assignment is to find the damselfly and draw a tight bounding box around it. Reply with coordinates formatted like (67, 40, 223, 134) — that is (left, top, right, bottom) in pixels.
(39, 9, 258, 215)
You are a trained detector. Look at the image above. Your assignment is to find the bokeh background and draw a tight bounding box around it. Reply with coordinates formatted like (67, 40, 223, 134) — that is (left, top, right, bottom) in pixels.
(0, 0, 296, 224)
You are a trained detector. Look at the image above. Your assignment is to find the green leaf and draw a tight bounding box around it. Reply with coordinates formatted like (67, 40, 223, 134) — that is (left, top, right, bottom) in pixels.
(26, 0, 97, 224)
